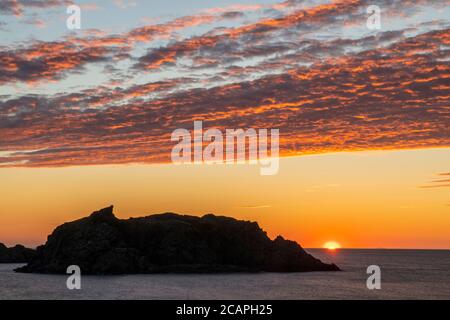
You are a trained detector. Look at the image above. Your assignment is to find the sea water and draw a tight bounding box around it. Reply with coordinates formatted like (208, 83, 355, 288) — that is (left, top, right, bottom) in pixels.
(1, 249, 449, 299)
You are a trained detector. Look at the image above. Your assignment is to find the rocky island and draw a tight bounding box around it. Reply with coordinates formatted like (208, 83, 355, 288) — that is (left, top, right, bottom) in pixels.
(16, 206, 339, 274)
(0, 243, 36, 263)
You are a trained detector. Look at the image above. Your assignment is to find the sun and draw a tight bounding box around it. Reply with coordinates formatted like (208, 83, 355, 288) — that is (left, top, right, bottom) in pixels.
(323, 241, 341, 250)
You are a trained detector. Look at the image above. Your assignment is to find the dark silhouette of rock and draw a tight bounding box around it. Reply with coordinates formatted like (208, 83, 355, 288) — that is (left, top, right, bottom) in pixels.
(16, 206, 340, 274)
(0, 243, 36, 263)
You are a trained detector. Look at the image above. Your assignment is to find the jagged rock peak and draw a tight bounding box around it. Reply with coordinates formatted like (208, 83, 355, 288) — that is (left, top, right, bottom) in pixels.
(89, 205, 116, 220)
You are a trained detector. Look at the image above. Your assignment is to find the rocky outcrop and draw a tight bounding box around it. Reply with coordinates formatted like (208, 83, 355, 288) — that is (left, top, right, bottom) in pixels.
(0, 243, 36, 263)
(16, 206, 340, 274)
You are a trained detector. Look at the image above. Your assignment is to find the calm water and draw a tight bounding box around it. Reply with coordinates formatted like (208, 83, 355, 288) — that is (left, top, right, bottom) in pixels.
(1, 249, 449, 299)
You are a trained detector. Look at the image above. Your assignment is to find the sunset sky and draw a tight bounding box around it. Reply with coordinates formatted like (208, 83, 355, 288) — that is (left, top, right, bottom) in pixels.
(0, 0, 449, 249)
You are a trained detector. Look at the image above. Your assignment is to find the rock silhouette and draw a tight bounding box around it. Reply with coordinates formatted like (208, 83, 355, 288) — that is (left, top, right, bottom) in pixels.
(0, 243, 36, 263)
(16, 206, 340, 274)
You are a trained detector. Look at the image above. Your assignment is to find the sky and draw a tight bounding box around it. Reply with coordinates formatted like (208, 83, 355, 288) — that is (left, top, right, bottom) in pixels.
(0, 0, 449, 249)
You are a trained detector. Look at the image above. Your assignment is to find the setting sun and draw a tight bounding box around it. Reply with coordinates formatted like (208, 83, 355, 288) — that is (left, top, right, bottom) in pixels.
(323, 241, 341, 250)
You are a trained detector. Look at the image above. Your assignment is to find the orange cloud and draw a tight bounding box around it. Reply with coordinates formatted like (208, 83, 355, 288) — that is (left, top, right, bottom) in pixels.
(1, 28, 449, 167)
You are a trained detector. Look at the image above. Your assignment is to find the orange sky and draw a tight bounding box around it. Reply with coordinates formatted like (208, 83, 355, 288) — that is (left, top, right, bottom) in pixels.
(1, 1, 449, 252)
(1, 147, 448, 249)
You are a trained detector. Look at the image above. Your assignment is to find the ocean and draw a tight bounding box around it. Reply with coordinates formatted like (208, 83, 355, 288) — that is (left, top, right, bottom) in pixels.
(1, 249, 449, 299)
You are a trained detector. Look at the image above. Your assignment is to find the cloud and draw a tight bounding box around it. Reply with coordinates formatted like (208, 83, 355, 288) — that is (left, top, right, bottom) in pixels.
(0, 0, 69, 16)
(0, 2, 264, 85)
(134, 0, 441, 71)
(0, 40, 125, 85)
(419, 184, 450, 189)
(1, 0, 449, 167)
(22, 14, 46, 28)
(2, 0, 446, 86)
(0, 26, 449, 167)
(113, 0, 137, 9)
(234, 205, 272, 209)
(419, 173, 450, 189)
